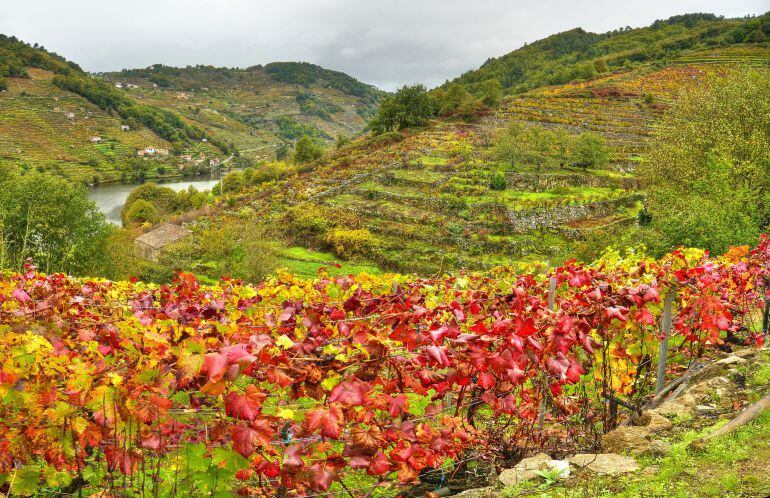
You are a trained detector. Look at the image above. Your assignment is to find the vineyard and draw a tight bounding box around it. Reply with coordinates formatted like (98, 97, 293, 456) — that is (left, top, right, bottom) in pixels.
(1, 236, 768, 496)
(222, 56, 766, 276)
(101, 64, 385, 163)
(0, 69, 189, 184)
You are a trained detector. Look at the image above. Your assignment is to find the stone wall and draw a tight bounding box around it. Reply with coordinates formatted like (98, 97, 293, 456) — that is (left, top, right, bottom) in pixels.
(505, 194, 644, 233)
(505, 172, 639, 191)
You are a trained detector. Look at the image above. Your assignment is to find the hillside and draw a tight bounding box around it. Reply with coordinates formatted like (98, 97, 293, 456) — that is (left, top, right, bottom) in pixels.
(101, 62, 386, 162)
(0, 36, 385, 184)
(448, 12, 769, 95)
(1, 238, 768, 496)
(188, 44, 768, 277)
(0, 35, 226, 184)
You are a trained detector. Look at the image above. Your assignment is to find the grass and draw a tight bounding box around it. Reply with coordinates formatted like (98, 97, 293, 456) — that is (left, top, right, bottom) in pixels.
(275, 246, 381, 279)
(503, 410, 770, 497)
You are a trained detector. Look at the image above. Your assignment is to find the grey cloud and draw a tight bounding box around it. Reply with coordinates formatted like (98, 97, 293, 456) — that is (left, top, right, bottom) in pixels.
(1, 0, 767, 90)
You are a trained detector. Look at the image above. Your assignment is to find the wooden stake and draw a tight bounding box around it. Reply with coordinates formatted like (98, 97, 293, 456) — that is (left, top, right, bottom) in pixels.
(690, 392, 770, 451)
(656, 289, 676, 394)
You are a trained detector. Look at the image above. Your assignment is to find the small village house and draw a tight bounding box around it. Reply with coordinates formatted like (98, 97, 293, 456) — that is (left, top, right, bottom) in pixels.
(90, 136, 102, 144)
(115, 83, 123, 89)
(138, 147, 157, 157)
(121, 124, 130, 131)
(133, 223, 192, 261)
(65, 112, 75, 119)
(156, 148, 169, 157)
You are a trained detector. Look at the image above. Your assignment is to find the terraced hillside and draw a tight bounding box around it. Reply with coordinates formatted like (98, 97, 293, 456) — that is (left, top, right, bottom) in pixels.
(102, 63, 386, 162)
(448, 12, 769, 96)
(0, 36, 225, 184)
(217, 48, 769, 275)
(0, 69, 180, 183)
(0, 36, 384, 183)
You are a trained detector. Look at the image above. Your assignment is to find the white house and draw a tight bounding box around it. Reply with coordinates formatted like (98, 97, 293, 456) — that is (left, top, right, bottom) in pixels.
(121, 125, 130, 131)
(145, 147, 157, 155)
(115, 83, 123, 89)
(90, 136, 102, 144)
(65, 112, 75, 119)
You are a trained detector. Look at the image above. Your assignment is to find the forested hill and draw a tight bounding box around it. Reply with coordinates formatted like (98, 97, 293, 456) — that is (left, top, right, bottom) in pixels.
(100, 62, 387, 163)
(0, 35, 235, 184)
(0, 35, 226, 151)
(447, 12, 770, 94)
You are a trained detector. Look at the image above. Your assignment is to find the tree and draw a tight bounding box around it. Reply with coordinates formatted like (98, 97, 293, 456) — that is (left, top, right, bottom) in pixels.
(275, 142, 290, 161)
(221, 170, 246, 194)
(294, 135, 323, 164)
(574, 133, 609, 170)
(124, 199, 159, 225)
(639, 69, 770, 254)
(122, 182, 180, 224)
(0, 168, 112, 275)
(369, 84, 437, 133)
(479, 79, 503, 107)
(593, 59, 609, 74)
(554, 128, 573, 167)
(335, 134, 350, 150)
(489, 172, 507, 191)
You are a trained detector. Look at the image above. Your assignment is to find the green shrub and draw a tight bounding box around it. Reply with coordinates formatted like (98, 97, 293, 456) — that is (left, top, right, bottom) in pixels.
(294, 135, 323, 164)
(283, 204, 331, 244)
(124, 199, 159, 224)
(326, 228, 375, 260)
(221, 170, 246, 194)
(489, 172, 507, 190)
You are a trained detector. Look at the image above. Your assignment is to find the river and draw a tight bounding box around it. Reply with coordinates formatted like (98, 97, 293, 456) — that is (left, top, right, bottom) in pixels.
(88, 175, 221, 225)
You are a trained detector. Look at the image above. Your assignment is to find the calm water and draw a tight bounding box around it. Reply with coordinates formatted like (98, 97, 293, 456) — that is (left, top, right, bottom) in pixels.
(88, 176, 221, 225)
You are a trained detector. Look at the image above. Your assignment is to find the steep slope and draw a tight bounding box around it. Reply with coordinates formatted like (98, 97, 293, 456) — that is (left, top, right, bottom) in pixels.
(448, 12, 769, 95)
(101, 63, 386, 162)
(208, 45, 769, 276)
(0, 35, 225, 184)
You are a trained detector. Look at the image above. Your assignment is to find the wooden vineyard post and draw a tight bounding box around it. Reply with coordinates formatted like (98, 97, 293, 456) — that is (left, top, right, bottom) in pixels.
(656, 289, 676, 394)
(538, 276, 558, 430)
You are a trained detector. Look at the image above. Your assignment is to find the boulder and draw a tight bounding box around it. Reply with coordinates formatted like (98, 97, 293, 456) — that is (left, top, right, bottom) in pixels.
(632, 410, 673, 433)
(569, 453, 640, 475)
(644, 439, 672, 457)
(688, 376, 733, 402)
(453, 487, 501, 498)
(716, 355, 747, 366)
(642, 464, 661, 476)
(601, 426, 653, 455)
(497, 453, 551, 487)
(654, 393, 696, 418)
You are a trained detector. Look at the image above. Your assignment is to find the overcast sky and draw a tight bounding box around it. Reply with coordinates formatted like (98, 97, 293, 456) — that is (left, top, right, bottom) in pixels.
(2, 1, 767, 90)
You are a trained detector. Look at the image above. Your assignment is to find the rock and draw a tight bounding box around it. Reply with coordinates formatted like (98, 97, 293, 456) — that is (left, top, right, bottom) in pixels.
(716, 355, 747, 366)
(433, 487, 452, 497)
(548, 459, 570, 479)
(688, 376, 733, 402)
(696, 404, 718, 413)
(632, 410, 673, 433)
(453, 487, 501, 498)
(655, 393, 696, 418)
(601, 426, 653, 455)
(642, 465, 661, 476)
(497, 453, 552, 487)
(644, 439, 672, 457)
(569, 453, 640, 475)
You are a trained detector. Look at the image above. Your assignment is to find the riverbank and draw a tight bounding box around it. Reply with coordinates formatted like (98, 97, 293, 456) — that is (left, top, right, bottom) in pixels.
(88, 174, 223, 224)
